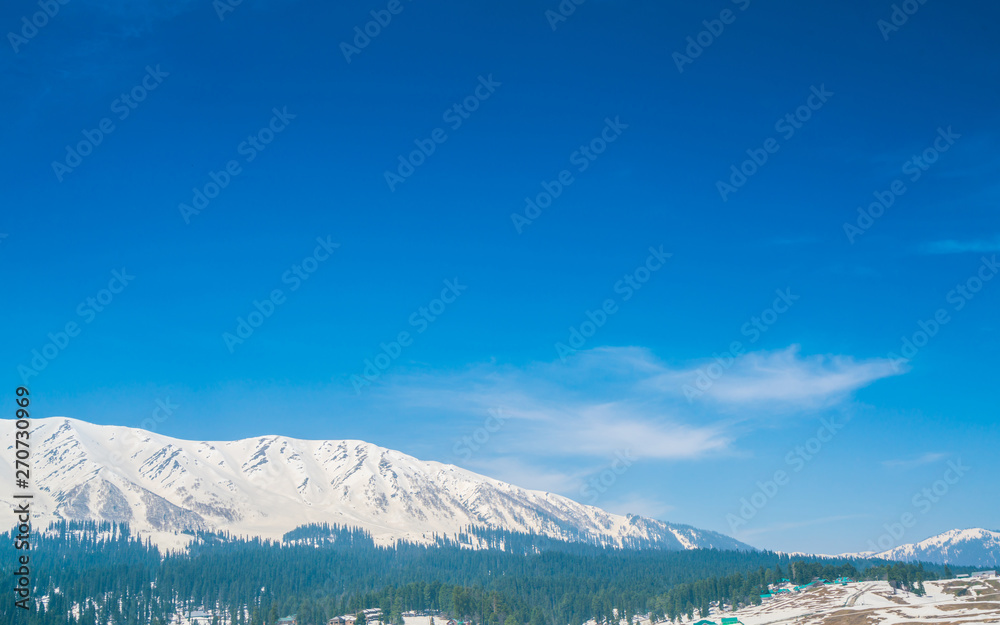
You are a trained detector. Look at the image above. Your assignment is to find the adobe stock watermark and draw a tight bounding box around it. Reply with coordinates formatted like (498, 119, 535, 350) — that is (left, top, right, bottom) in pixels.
(580, 450, 636, 504)
(544, 0, 587, 31)
(213, 0, 246, 21)
(233, 443, 296, 502)
(727, 415, 849, 534)
(347, 278, 467, 394)
(672, 0, 752, 73)
(555, 245, 671, 362)
(887, 254, 997, 372)
(106, 398, 179, 469)
(340, 0, 415, 63)
(716, 84, 833, 201)
(511, 116, 628, 234)
(682, 288, 799, 401)
(7, 0, 71, 53)
(843, 126, 959, 243)
(223, 236, 339, 353)
(17, 269, 136, 384)
(877, 0, 930, 41)
(865, 458, 970, 553)
(51, 65, 170, 182)
(452, 408, 506, 461)
(383, 75, 501, 191)
(180, 107, 296, 224)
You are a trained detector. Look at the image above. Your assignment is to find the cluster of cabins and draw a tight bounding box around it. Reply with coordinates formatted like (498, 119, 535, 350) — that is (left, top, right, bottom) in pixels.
(758, 577, 854, 601)
(956, 570, 997, 579)
(324, 609, 384, 625)
(275, 608, 462, 625)
(690, 577, 858, 625)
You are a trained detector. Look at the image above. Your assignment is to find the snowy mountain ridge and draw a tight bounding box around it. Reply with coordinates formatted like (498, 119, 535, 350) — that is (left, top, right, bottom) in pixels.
(837, 528, 1000, 568)
(1, 417, 751, 552)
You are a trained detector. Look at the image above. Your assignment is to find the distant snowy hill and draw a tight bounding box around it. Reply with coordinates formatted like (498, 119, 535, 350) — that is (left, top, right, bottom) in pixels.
(1, 417, 752, 551)
(841, 528, 1000, 568)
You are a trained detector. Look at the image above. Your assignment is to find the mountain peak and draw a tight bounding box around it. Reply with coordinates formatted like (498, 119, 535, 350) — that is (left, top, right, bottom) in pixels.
(3, 417, 751, 552)
(838, 527, 1000, 567)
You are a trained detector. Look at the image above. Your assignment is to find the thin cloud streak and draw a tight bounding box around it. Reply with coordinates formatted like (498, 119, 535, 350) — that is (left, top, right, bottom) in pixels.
(649, 345, 903, 407)
(922, 236, 1000, 254)
(882, 452, 949, 469)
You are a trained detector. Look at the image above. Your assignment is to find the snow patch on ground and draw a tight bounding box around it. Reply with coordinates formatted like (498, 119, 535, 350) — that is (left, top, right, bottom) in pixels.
(659, 577, 1000, 625)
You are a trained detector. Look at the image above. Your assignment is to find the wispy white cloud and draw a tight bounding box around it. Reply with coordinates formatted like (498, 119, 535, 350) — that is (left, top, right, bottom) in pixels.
(922, 236, 1000, 255)
(379, 350, 732, 462)
(649, 345, 903, 408)
(881, 452, 949, 469)
(369, 345, 901, 466)
(351, 346, 902, 514)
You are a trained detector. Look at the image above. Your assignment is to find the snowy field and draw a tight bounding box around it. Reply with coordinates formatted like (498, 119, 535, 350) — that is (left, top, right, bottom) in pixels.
(660, 576, 1000, 625)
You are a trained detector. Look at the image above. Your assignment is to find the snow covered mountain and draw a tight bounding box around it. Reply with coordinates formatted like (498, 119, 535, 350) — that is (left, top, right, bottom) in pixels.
(1, 417, 752, 552)
(857, 528, 1000, 568)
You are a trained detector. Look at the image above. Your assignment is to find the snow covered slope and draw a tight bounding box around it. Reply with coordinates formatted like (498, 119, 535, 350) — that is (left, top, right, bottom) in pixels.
(707, 578, 1000, 625)
(865, 528, 1000, 567)
(0, 417, 751, 551)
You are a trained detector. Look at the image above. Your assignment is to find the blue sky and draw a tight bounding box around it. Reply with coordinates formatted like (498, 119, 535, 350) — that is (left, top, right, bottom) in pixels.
(2, 0, 998, 554)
